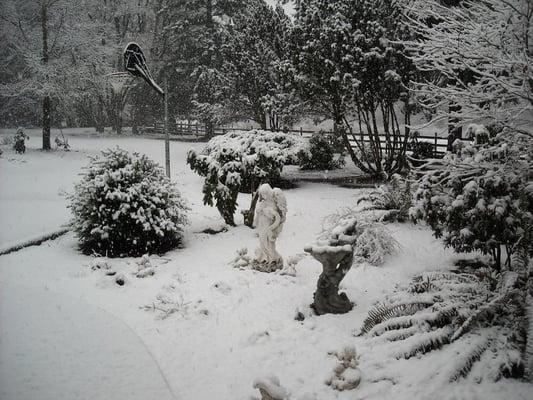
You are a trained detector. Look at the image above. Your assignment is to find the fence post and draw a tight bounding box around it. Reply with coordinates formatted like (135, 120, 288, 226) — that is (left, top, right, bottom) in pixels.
(300, 127, 303, 136)
(188, 120, 191, 135)
(195, 124, 198, 135)
(434, 132, 438, 157)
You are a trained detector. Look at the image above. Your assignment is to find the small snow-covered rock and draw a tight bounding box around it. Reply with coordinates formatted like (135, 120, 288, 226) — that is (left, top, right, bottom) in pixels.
(253, 375, 290, 400)
(90, 258, 110, 271)
(136, 254, 152, 271)
(136, 267, 155, 278)
(326, 346, 362, 391)
(115, 272, 126, 286)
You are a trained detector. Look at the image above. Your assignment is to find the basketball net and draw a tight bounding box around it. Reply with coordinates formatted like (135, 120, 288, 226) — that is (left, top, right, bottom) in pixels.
(105, 72, 131, 94)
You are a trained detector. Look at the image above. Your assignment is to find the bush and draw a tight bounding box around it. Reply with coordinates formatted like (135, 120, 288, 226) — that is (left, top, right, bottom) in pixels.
(298, 133, 344, 170)
(354, 224, 399, 265)
(356, 174, 412, 222)
(187, 130, 304, 225)
(13, 128, 28, 154)
(410, 133, 533, 269)
(408, 141, 434, 161)
(68, 148, 189, 257)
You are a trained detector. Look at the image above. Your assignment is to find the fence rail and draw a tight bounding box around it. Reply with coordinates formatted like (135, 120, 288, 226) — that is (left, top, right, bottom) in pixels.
(139, 121, 455, 157)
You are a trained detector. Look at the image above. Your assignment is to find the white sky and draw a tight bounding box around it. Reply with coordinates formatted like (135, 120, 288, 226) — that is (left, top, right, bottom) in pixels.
(265, 0, 295, 16)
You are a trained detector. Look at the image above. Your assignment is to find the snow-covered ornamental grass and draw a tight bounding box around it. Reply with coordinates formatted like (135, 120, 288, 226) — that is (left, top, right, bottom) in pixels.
(68, 147, 189, 257)
(187, 129, 305, 226)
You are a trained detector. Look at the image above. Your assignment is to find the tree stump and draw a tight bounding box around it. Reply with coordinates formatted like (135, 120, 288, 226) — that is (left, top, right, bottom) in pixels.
(304, 219, 359, 315)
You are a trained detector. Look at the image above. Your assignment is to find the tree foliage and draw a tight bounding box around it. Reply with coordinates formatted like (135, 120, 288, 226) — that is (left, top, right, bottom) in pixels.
(290, 0, 417, 177)
(410, 131, 533, 269)
(187, 130, 304, 225)
(218, 1, 296, 130)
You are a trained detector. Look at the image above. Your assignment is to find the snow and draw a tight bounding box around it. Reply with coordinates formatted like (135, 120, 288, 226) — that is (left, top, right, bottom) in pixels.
(0, 129, 531, 400)
(0, 281, 176, 400)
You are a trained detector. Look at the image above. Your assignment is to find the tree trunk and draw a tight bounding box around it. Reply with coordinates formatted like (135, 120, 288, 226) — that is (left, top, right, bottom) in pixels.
(95, 98, 105, 133)
(448, 102, 462, 141)
(206, 0, 213, 29)
(203, 120, 213, 138)
(41, 2, 51, 150)
(42, 96, 51, 149)
(259, 115, 267, 130)
(244, 191, 259, 228)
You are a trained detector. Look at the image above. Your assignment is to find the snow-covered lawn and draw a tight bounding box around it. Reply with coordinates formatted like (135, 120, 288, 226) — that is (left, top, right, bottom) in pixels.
(0, 130, 530, 400)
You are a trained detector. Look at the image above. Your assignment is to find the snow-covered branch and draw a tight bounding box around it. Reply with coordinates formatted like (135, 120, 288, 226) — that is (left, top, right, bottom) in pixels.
(403, 0, 532, 131)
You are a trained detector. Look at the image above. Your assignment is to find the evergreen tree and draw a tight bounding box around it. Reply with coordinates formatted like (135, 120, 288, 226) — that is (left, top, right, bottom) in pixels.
(153, 0, 248, 135)
(219, 1, 295, 130)
(290, 0, 417, 178)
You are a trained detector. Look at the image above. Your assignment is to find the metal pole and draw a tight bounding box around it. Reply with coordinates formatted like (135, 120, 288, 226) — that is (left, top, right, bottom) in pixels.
(164, 76, 170, 178)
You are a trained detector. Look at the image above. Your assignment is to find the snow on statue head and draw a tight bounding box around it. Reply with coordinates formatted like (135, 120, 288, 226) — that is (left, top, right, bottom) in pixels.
(253, 183, 287, 272)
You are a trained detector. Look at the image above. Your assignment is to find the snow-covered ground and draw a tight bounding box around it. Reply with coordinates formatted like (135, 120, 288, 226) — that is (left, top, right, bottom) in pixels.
(0, 129, 531, 400)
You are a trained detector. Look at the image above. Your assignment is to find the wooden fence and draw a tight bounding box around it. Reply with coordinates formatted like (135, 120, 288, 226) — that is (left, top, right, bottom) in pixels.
(140, 121, 452, 157)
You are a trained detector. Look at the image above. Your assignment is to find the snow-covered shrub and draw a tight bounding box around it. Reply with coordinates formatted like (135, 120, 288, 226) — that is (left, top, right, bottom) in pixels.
(68, 148, 189, 257)
(354, 224, 399, 266)
(407, 140, 434, 164)
(320, 210, 397, 266)
(465, 123, 490, 145)
(13, 128, 28, 154)
(298, 133, 343, 170)
(187, 130, 304, 225)
(360, 268, 528, 381)
(410, 132, 533, 269)
(356, 174, 412, 222)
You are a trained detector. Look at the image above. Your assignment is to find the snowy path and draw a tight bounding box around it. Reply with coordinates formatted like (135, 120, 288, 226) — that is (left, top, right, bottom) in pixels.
(0, 281, 178, 400)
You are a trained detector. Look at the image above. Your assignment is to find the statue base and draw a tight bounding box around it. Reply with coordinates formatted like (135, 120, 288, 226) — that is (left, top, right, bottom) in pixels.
(312, 278, 354, 315)
(252, 258, 283, 273)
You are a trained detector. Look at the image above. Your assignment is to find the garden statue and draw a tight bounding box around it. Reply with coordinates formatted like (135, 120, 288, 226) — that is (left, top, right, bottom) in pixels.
(253, 183, 287, 272)
(304, 218, 359, 315)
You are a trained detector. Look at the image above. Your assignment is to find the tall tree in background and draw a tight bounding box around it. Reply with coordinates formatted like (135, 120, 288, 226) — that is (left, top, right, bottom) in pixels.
(154, 0, 247, 136)
(219, 1, 294, 130)
(403, 0, 533, 135)
(291, 0, 416, 177)
(0, 0, 108, 149)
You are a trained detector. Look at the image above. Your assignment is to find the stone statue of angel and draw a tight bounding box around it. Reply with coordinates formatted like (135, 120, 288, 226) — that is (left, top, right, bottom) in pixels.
(253, 183, 287, 272)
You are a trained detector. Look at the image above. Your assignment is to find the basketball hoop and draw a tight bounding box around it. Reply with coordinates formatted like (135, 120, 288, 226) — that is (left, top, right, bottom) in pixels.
(123, 42, 164, 97)
(105, 72, 131, 94)
(122, 41, 170, 178)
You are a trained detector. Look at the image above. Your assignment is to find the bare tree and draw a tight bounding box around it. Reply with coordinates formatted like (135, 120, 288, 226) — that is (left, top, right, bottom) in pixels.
(0, 0, 109, 148)
(403, 0, 533, 135)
